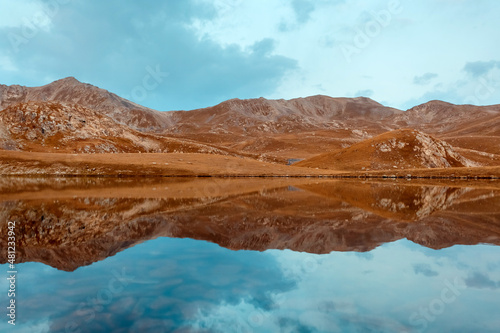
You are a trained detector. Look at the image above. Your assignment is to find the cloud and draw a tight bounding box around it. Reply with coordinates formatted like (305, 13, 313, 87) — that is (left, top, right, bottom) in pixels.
(463, 60, 500, 78)
(291, 0, 316, 24)
(402, 60, 500, 109)
(465, 272, 499, 290)
(354, 89, 374, 97)
(0, 55, 17, 71)
(413, 72, 438, 85)
(279, 317, 315, 332)
(278, 0, 317, 32)
(413, 263, 439, 277)
(1, 1, 500, 112)
(251, 38, 276, 56)
(0, 0, 297, 110)
(0, 0, 49, 28)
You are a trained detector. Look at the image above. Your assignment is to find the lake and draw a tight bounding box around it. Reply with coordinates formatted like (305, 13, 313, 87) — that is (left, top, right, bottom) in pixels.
(1, 177, 500, 332)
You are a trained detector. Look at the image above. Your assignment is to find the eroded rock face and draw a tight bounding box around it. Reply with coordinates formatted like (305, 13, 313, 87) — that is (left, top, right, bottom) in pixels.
(412, 131, 478, 168)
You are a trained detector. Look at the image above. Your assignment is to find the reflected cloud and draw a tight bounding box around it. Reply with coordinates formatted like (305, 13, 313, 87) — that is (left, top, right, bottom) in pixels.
(1, 235, 500, 332)
(188, 240, 500, 333)
(465, 272, 500, 290)
(413, 263, 439, 277)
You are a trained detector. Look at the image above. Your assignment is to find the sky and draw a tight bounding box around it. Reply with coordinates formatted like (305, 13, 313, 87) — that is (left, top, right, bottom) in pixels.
(0, 0, 499, 111)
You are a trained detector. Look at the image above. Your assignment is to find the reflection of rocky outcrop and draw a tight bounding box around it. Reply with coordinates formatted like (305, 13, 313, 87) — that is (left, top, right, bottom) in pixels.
(1, 179, 500, 271)
(298, 181, 473, 221)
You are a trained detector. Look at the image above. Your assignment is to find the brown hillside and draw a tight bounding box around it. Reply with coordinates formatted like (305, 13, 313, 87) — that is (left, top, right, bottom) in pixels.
(295, 129, 479, 171)
(0, 101, 234, 155)
(394, 100, 500, 135)
(165, 95, 401, 132)
(0, 77, 171, 131)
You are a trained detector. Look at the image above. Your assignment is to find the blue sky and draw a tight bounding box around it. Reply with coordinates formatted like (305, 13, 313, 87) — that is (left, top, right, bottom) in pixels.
(0, 0, 499, 111)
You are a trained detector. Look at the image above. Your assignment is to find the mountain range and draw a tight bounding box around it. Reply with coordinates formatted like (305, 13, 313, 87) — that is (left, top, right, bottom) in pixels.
(1, 77, 499, 173)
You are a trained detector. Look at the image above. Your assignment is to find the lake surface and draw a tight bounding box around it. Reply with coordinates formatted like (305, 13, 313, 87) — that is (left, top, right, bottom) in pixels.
(1, 177, 500, 332)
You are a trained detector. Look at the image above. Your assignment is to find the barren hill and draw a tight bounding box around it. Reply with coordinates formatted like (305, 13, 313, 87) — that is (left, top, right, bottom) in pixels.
(295, 129, 479, 171)
(395, 100, 500, 134)
(165, 95, 401, 134)
(0, 101, 232, 154)
(0, 77, 171, 131)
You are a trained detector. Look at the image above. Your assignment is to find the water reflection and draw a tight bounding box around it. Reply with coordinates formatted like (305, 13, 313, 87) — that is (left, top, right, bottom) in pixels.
(1, 238, 500, 332)
(1, 177, 500, 270)
(1, 177, 500, 332)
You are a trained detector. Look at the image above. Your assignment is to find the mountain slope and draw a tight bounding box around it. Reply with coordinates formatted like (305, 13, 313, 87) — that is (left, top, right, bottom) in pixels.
(165, 95, 401, 135)
(0, 101, 233, 154)
(0, 77, 171, 131)
(295, 129, 479, 171)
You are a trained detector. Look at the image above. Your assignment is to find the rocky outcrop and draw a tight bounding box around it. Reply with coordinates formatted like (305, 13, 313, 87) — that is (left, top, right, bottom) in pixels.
(296, 129, 479, 170)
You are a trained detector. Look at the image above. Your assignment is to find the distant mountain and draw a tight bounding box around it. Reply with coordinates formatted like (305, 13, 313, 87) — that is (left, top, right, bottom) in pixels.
(295, 129, 479, 171)
(164, 95, 401, 134)
(0, 77, 171, 131)
(394, 100, 500, 156)
(162, 95, 403, 160)
(394, 100, 500, 135)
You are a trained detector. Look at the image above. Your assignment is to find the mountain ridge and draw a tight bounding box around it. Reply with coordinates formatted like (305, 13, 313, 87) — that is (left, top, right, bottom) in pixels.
(1, 77, 500, 168)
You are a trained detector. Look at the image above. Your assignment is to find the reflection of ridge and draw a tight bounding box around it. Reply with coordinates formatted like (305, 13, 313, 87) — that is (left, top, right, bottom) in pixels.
(1, 179, 500, 271)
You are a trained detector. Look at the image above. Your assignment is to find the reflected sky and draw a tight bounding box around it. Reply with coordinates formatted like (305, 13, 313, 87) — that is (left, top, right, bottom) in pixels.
(1, 238, 500, 333)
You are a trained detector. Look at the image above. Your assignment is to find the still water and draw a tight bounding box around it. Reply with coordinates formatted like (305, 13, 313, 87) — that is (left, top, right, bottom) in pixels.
(1, 177, 500, 332)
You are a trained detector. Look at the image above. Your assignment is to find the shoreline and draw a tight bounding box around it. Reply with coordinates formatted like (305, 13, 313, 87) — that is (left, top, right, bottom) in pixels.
(1, 150, 499, 179)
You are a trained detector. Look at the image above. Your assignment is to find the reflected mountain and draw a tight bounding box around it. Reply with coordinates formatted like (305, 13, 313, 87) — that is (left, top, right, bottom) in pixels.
(1, 177, 500, 271)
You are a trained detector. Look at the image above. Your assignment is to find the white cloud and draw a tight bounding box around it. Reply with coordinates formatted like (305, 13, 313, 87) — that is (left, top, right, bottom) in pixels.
(402, 64, 500, 108)
(1, 0, 499, 109)
(0, 55, 17, 71)
(192, 0, 500, 109)
(0, 0, 52, 30)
